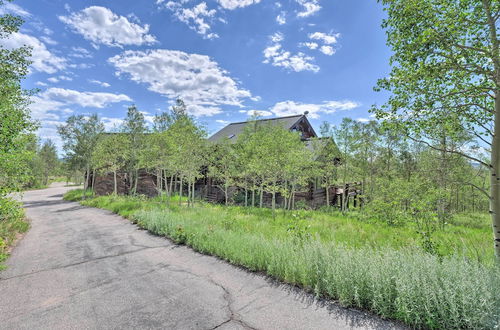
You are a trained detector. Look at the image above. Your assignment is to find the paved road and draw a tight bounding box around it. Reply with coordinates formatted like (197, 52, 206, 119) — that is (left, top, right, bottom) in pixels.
(0, 185, 401, 330)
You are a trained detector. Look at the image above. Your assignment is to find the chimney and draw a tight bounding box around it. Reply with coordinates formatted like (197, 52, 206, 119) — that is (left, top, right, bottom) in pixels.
(304, 111, 309, 116)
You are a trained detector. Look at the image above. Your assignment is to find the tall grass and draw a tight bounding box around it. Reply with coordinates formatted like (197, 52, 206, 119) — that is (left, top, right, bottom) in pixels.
(67, 190, 500, 328)
(73, 190, 494, 261)
(0, 197, 29, 269)
(133, 209, 499, 329)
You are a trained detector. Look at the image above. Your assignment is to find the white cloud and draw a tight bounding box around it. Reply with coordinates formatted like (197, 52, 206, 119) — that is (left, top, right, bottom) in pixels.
(216, 119, 230, 125)
(59, 75, 72, 81)
(88, 79, 111, 88)
(218, 0, 261, 10)
(270, 32, 284, 42)
(246, 110, 273, 117)
(40, 36, 57, 45)
(296, 0, 321, 17)
(69, 46, 93, 58)
(59, 6, 157, 47)
(309, 31, 339, 44)
(47, 75, 73, 84)
(101, 117, 125, 131)
(300, 42, 318, 50)
(0, 32, 66, 74)
(319, 45, 334, 55)
(68, 63, 94, 70)
(0, 2, 31, 17)
(30, 88, 131, 123)
(356, 118, 370, 123)
(40, 88, 131, 108)
(36, 81, 48, 87)
(269, 100, 360, 119)
(276, 12, 286, 25)
(263, 33, 319, 73)
(302, 32, 339, 56)
(109, 49, 252, 117)
(163, 2, 219, 39)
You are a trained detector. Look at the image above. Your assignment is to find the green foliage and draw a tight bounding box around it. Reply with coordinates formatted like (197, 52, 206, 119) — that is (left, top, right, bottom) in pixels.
(57, 114, 104, 188)
(69, 191, 495, 260)
(0, 196, 28, 269)
(374, 0, 500, 257)
(69, 191, 500, 328)
(0, 0, 36, 269)
(0, 0, 36, 194)
(63, 188, 91, 202)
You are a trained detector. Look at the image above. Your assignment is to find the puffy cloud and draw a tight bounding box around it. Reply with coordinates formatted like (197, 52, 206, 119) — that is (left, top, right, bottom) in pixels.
(40, 88, 131, 108)
(109, 49, 252, 117)
(309, 31, 339, 44)
(30, 88, 131, 122)
(0, 32, 66, 74)
(218, 0, 261, 10)
(263, 33, 319, 73)
(59, 6, 157, 47)
(162, 1, 219, 39)
(270, 100, 360, 118)
(302, 32, 339, 56)
(296, 0, 321, 17)
(319, 45, 334, 55)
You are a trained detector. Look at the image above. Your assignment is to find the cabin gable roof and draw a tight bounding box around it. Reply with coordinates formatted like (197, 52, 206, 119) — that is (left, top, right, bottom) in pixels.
(208, 114, 317, 143)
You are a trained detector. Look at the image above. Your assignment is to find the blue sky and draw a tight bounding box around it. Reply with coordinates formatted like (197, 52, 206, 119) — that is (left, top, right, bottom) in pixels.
(0, 0, 391, 146)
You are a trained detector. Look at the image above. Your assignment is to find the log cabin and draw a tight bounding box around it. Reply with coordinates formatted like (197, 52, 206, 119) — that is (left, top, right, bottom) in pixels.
(89, 113, 361, 209)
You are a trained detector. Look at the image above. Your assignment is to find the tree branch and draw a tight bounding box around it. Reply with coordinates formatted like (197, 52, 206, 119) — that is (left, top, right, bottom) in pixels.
(462, 181, 492, 200)
(407, 135, 491, 168)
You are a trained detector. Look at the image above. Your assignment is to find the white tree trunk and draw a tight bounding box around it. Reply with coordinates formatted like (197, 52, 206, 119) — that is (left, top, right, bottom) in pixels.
(490, 92, 500, 259)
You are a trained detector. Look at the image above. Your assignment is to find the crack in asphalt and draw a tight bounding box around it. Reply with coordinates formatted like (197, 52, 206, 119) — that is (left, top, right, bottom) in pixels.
(161, 265, 258, 330)
(0, 245, 168, 281)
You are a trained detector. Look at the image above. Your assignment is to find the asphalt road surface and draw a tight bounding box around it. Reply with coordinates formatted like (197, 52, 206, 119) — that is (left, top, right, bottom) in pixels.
(0, 184, 402, 330)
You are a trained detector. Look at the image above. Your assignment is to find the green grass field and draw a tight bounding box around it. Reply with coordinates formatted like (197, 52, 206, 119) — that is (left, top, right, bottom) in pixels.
(64, 189, 500, 329)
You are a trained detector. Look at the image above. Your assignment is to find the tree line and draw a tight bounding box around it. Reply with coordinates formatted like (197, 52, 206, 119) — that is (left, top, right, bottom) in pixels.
(57, 101, 490, 221)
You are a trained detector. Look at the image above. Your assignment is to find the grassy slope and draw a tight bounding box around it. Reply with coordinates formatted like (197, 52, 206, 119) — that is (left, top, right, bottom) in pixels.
(64, 189, 500, 329)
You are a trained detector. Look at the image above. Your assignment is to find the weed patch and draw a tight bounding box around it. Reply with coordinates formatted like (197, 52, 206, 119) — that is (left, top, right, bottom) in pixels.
(0, 197, 29, 269)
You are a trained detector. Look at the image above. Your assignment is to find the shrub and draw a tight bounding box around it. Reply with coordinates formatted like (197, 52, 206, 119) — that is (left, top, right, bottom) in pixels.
(0, 196, 29, 269)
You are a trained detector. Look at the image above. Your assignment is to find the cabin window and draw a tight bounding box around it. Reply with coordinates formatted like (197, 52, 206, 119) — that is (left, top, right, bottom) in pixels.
(227, 134, 235, 139)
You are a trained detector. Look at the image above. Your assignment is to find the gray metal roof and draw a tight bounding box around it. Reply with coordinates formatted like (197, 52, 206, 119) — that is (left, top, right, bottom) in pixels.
(208, 115, 305, 143)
